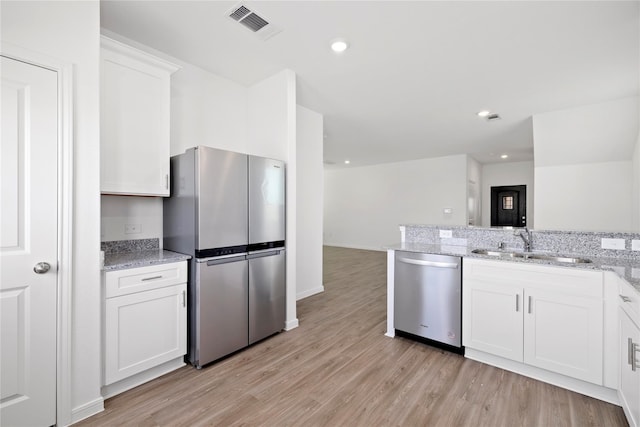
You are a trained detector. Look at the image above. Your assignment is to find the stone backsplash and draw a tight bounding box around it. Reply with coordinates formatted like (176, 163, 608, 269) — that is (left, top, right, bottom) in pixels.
(402, 224, 640, 260)
(101, 238, 160, 254)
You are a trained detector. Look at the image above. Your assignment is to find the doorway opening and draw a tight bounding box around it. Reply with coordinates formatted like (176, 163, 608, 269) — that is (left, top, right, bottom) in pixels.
(491, 185, 527, 227)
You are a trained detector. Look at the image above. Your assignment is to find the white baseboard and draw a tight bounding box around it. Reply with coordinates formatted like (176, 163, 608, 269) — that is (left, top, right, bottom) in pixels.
(465, 348, 620, 405)
(70, 396, 104, 425)
(101, 357, 185, 400)
(284, 318, 299, 330)
(296, 286, 324, 300)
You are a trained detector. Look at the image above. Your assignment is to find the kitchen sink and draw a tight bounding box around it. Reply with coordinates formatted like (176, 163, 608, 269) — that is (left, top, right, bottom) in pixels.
(470, 249, 592, 264)
(523, 254, 592, 264)
(470, 249, 524, 258)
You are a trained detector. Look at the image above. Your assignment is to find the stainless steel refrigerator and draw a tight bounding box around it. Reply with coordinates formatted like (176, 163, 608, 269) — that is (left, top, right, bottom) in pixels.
(164, 146, 285, 368)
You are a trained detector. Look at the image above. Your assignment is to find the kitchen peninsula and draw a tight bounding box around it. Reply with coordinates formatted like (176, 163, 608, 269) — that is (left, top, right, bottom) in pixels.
(386, 224, 640, 427)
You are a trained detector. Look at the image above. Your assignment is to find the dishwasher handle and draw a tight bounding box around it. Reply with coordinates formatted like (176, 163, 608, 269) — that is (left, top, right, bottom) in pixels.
(396, 257, 459, 269)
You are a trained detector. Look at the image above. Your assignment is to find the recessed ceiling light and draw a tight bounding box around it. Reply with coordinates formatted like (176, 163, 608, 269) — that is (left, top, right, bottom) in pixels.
(344, 160, 351, 164)
(477, 110, 491, 117)
(500, 154, 509, 159)
(331, 39, 349, 53)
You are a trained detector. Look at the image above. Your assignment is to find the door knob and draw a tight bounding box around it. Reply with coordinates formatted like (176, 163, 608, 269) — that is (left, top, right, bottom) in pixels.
(33, 262, 51, 274)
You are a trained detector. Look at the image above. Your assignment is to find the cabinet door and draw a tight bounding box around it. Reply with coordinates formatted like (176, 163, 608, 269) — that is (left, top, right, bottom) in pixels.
(100, 38, 178, 196)
(104, 284, 186, 385)
(463, 280, 523, 362)
(523, 289, 603, 384)
(620, 309, 640, 427)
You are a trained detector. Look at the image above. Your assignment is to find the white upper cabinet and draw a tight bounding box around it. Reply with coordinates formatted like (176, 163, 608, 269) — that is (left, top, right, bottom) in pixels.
(100, 36, 180, 196)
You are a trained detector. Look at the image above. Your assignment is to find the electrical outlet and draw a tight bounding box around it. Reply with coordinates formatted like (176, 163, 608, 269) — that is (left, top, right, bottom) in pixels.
(601, 238, 625, 250)
(632, 240, 640, 251)
(439, 229, 453, 239)
(125, 224, 142, 234)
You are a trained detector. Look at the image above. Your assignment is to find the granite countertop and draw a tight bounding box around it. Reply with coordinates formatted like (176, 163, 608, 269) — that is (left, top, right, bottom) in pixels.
(387, 242, 640, 292)
(103, 249, 191, 272)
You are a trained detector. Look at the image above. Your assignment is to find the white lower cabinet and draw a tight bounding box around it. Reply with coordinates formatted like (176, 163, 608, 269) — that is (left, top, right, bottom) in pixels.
(619, 278, 640, 427)
(103, 262, 187, 392)
(463, 258, 604, 385)
(523, 289, 603, 383)
(464, 281, 523, 361)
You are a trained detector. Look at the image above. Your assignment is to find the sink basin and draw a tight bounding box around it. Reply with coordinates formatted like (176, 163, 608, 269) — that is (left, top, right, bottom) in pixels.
(470, 249, 524, 258)
(471, 249, 592, 264)
(523, 254, 592, 264)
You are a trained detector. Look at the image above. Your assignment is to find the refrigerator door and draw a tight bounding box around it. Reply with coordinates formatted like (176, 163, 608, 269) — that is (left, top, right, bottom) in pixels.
(194, 255, 248, 367)
(248, 249, 286, 344)
(196, 147, 248, 252)
(164, 149, 197, 256)
(248, 156, 285, 246)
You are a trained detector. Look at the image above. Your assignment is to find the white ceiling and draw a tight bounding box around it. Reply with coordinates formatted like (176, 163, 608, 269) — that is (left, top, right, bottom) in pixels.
(100, 1, 639, 168)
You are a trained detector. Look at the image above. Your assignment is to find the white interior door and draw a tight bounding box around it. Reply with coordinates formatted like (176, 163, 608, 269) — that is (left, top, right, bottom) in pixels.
(1, 56, 58, 426)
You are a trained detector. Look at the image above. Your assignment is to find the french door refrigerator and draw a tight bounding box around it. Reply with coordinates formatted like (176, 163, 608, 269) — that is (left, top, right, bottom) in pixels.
(164, 146, 285, 368)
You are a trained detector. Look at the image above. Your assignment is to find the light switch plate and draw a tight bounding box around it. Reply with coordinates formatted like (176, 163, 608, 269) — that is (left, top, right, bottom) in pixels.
(439, 229, 453, 239)
(632, 240, 640, 251)
(601, 238, 625, 250)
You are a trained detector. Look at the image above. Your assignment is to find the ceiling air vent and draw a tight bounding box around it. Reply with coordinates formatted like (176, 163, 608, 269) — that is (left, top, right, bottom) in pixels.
(226, 3, 282, 40)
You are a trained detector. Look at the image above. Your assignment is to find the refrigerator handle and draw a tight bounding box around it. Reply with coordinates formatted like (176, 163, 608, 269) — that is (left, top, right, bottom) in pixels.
(247, 250, 282, 260)
(206, 255, 247, 266)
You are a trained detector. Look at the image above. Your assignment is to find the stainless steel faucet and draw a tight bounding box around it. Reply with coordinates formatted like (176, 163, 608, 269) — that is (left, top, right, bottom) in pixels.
(519, 227, 532, 252)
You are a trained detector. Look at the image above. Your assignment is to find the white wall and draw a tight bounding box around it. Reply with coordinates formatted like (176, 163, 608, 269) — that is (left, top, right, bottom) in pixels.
(481, 161, 535, 228)
(535, 162, 633, 232)
(324, 155, 468, 250)
(247, 71, 293, 161)
(533, 98, 638, 231)
(467, 156, 482, 226)
(2, 1, 103, 423)
(296, 106, 324, 300)
(101, 196, 163, 242)
(533, 97, 638, 166)
(170, 60, 248, 156)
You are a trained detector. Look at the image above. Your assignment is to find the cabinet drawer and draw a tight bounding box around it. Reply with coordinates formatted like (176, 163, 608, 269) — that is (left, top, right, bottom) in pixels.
(104, 262, 187, 298)
(464, 258, 603, 298)
(619, 279, 640, 327)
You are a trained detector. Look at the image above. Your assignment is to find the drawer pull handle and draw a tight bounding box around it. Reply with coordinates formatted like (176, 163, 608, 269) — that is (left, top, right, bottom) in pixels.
(142, 275, 163, 282)
(620, 295, 632, 303)
(182, 290, 186, 307)
(630, 339, 639, 372)
(515, 294, 519, 312)
(528, 296, 532, 314)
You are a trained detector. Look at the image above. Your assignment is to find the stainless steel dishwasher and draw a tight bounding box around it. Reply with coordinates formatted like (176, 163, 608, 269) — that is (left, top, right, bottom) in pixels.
(394, 251, 463, 352)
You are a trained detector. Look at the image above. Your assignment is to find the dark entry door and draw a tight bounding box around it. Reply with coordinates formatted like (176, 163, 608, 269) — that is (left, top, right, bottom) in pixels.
(491, 185, 526, 227)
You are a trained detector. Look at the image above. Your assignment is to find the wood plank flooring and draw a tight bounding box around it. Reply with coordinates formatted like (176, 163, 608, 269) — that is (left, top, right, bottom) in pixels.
(77, 246, 627, 426)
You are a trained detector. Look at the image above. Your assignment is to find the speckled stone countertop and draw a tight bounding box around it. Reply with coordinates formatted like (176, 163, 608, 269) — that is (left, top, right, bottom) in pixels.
(387, 242, 640, 293)
(101, 239, 190, 271)
(103, 249, 191, 272)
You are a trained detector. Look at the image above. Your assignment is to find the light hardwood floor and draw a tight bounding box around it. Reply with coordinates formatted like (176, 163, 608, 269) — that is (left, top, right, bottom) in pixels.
(78, 246, 627, 426)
